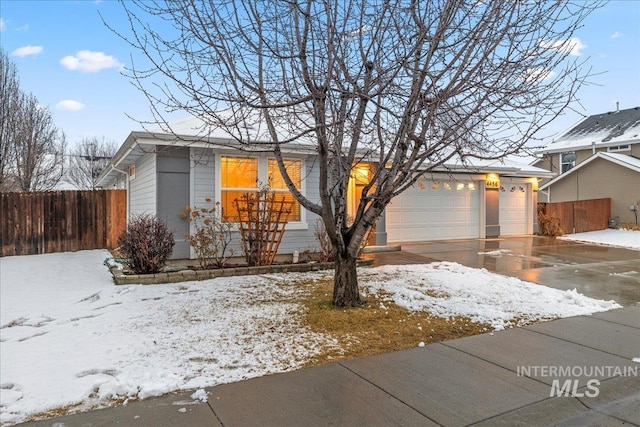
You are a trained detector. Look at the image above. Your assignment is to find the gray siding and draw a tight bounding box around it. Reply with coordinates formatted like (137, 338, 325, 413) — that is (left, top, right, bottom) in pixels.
(191, 147, 216, 210)
(129, 153, 156, 217)
(548, 158, 640, 225)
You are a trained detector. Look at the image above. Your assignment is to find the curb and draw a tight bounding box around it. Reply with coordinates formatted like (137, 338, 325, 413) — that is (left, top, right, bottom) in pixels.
(109, 259, 375, 285)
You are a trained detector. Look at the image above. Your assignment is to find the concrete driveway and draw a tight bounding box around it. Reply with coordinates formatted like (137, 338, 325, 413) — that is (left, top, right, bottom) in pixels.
(370, 236, 640, 306)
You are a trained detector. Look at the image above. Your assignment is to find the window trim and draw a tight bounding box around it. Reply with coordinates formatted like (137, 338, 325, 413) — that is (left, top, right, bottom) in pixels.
(607, 144, 630, 152)
(215, 153, 307, 229)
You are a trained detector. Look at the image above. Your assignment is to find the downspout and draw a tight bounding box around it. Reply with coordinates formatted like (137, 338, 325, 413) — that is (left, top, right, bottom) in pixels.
(539, 188, 550, 203)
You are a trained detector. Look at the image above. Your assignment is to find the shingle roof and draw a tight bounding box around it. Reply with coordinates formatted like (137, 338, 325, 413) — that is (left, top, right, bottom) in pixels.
(540, 107, 640, 154)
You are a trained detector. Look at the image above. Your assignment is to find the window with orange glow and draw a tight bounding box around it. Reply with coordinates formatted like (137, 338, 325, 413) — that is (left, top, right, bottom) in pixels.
(268, 159, 301, 221)
(220, 157, 258, 221)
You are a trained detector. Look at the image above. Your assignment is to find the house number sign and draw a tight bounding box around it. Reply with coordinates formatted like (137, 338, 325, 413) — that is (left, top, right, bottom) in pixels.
(485, 179, 500, 189)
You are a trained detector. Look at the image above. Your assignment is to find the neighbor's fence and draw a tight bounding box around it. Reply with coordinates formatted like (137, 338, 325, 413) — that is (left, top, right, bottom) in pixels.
(0, 190, 126, 256)
(539, 198, 611, 234)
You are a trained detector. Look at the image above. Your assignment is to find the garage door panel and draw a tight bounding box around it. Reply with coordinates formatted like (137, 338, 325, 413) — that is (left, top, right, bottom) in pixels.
(499, 184, 528, 235)
(387, 179, 480, 242)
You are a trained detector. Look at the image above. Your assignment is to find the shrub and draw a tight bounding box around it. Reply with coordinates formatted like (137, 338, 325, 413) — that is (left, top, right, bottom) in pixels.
(313, 219, 334, 262)
(180, 200, 234, 269)
(117, 214, 175, 274)
(537, 204, 563, 237)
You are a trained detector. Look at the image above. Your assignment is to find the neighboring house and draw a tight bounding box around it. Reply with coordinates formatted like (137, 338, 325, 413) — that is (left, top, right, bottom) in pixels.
(96, 117, 554, 259)
(534, 107, 640, 226)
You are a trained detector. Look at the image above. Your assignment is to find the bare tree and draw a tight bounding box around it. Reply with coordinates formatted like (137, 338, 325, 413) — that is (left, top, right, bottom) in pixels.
(66, 137, 117, 190)
(0, 48, 67, 192)
(0, 49, 20, 191)
(11, 94, 66, 191)
(115, 0, 600, 306)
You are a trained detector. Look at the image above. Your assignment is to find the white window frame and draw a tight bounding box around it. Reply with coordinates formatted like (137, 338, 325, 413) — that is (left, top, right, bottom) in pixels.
(607, 144, 630, 152)
(215, 153, 307, 229)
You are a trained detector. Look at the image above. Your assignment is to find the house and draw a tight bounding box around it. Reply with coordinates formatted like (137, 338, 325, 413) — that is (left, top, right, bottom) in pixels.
(96, 117, 554, 259)
(534, 107, 640, 226)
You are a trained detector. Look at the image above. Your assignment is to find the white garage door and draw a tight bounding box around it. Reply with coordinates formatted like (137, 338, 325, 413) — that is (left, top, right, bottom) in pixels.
(499, 183, 528, 235)
(387, 179, 480, 242)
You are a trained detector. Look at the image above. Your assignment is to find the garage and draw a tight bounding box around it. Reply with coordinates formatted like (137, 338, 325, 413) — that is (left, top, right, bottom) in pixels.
(386, 178, 481, 242)
(498, 183, 529, 235)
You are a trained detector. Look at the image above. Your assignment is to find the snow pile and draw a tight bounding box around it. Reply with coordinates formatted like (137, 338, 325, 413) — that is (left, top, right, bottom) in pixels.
(559, 229, 640, 250)
(359, 262, 621, 331)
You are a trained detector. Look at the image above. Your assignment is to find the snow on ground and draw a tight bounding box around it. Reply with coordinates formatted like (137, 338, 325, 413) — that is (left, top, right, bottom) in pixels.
(0, 250, 622, 425)
(359, 263, 620, 331)
(559, 228, 640, 250)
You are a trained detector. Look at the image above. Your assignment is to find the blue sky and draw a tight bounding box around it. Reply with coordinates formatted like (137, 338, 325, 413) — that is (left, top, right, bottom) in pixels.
(1, 0, 639, 150)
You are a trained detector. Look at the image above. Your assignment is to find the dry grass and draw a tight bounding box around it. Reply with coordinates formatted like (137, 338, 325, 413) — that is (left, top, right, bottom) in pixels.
(298, 278, 491, 367)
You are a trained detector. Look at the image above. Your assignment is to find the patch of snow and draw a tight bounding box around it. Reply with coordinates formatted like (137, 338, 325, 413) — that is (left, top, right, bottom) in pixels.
(632, 357, 640, 364)
(0, 251, 622, 425)
(558, 229, 640, 250)
(477, 249, 512, 257)
(359, 263, 621, 332)
(190, 389, 208, 403)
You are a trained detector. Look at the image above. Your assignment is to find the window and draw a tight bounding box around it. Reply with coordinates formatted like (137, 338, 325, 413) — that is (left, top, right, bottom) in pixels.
(268, 158, 301, 221)
(220, 156, 302, 222)
(607, 144, 630, 152)
(561, 152, 576, 173)
(220, 156, 258, 221)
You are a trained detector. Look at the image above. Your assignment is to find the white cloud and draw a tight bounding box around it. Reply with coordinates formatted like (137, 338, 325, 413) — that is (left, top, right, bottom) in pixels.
(525, 67, 556, 83)
(56, 100, 86, 111)
(540, 37, 586, 56)
(610, 31, 623, 39)
(11, 45, 43, 57)
(0, 18, 6, 32)
(60, 50, 122, 73)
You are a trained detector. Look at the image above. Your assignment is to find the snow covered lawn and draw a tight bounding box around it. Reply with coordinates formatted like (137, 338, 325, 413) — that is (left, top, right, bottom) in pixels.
(0, 250, 621, 425)
(559, 228, 640, 250)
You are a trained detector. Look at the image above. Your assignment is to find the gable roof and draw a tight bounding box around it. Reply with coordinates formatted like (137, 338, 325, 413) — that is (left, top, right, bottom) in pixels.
(539, 107, 640, 154)
(539, 151, 640, 191)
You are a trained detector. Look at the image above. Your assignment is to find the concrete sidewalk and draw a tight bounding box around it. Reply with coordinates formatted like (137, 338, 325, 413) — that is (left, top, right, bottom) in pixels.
(21, 305, 640, 427)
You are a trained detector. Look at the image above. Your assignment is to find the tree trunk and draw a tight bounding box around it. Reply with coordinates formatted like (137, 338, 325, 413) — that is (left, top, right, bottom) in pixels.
(333, 253, 361, 307)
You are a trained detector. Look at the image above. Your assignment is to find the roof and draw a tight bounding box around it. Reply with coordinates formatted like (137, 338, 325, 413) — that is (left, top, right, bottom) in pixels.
(96, 116, 556, 186)
(539, 107, 640, 154)
(539, 151, 640, 191)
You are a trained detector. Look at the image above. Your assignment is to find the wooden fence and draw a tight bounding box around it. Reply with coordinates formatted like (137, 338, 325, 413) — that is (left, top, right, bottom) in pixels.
(1, 190, 126, 256)
(540, 198, 611, 234)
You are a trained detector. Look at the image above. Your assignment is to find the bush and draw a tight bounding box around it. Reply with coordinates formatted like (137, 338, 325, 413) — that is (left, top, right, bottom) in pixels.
(180, 200, 234, 269)
(537, 204, 563, 237)
(313, 219, 334, 262)
(117, 214, 175, 274)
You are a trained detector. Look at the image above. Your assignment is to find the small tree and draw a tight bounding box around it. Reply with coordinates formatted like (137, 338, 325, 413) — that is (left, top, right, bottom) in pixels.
(180, 199, 234, 269)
